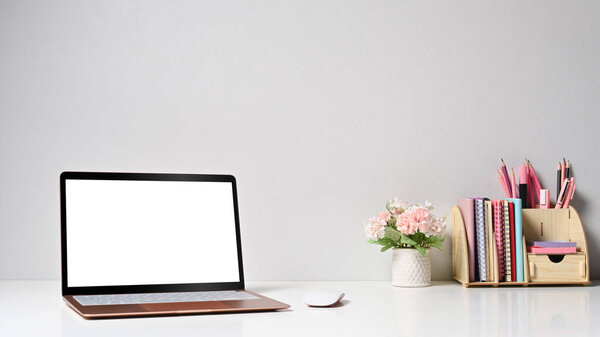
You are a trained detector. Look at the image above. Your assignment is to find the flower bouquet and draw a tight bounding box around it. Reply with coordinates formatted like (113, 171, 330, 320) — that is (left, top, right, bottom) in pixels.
(365, 198, 446, 287)
(365, 198, 446, 255)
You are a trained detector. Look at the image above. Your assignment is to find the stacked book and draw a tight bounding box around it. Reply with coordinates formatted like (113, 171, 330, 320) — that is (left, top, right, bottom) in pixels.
(527, 241, 576, 254)
(457, 198, 523, 282)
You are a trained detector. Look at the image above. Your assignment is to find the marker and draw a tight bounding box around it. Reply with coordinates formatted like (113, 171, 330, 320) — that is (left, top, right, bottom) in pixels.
(518, 165, 529, 208)
(540, 189, 550, 209)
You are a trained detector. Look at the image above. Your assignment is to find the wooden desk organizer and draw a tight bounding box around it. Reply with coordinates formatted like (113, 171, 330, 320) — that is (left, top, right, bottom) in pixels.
(452, 205, 590, 287)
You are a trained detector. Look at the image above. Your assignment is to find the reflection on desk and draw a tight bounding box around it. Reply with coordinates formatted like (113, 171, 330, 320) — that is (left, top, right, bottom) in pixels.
(0, 281, 596, 337)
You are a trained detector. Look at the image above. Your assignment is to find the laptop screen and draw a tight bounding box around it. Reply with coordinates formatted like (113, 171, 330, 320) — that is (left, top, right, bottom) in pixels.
(64, 177, 241, 288)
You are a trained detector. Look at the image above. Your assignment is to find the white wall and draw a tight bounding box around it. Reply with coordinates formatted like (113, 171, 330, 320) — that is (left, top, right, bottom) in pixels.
(1, 0, 599, 281)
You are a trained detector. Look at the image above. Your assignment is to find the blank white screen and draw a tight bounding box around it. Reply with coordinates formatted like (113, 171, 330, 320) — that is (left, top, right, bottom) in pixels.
(66, 179, 241, 287)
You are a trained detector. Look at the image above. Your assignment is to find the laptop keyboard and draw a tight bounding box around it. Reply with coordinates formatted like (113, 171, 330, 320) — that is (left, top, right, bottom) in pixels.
(73, 291, 259, 306)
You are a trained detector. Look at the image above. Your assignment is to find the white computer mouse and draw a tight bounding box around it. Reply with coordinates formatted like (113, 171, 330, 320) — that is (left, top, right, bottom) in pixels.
(303, 290, 345, 307)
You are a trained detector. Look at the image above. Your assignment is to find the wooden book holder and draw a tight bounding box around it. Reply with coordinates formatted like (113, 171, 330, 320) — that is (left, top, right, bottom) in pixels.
(452, 205, 590, 287)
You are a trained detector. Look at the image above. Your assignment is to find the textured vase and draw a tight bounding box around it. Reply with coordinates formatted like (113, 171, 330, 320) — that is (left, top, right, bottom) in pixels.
(391, 248, 431, 287)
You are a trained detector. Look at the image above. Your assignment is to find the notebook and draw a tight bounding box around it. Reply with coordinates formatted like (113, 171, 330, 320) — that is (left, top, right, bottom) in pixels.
(502, 200, 512, 282)
(475, 198, 486, 282)
(509, 202, 516, 282)
(506, 198, 524, 282)
(492, 200, 505, 281)
(484, 199, 496, 282)
(526, 241, 576, 248)
(527, 246, 576, 254)
(457, 198, 476, 282)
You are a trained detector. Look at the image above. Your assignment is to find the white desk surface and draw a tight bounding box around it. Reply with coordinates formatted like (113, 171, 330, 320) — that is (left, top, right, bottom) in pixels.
(1, 280, 597, 337)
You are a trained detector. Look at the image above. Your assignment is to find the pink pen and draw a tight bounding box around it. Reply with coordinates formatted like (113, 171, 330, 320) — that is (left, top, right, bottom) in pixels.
(526, 164, 535, 207)
(528, 160, 542, 204)
(555, 179, 570, 209)
(563, 178, 576, 208)
(498, 169, 510, 198)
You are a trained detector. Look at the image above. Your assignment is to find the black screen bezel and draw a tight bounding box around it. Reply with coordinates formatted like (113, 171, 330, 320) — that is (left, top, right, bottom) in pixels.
(60, 171, 245, 296)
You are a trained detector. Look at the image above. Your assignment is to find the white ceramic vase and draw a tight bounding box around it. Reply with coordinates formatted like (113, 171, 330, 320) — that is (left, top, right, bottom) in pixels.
(391, 248, 431, 287)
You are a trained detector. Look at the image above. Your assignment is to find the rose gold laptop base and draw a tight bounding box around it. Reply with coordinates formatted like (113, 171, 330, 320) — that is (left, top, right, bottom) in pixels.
(64, 290, 290, 319)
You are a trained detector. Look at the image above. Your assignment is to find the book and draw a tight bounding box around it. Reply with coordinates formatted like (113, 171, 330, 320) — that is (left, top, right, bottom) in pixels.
(492, 200, 505, 281)
(509, 201, 516, 282)
(475, 198, 486, 282)
(527, 246, 577, 254)
(503, 200, 511, 282)
(484, 199, 495, 282)
(506, 198, 524, 282)
(457, 198, 476, 282)
(526, 241, 576, 248)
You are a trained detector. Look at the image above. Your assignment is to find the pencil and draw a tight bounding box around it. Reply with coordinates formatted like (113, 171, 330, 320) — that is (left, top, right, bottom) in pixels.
(556, 163, 561, 201)
(561, 158, 566, 185)
(501, 159, 512, 197)
(566, 160, 571, 179)
(511, 168, 518, 198)
(498, 169, 510, 198)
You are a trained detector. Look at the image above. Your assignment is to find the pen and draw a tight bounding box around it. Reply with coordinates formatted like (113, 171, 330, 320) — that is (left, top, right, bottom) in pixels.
(519, 165, 529, 208)
(525, 162, 535, 207)
(527, 160, 542, 205)
(563, 178, 575, 208)
(501, 159, 512, 197)
(555, 179, 571, 209)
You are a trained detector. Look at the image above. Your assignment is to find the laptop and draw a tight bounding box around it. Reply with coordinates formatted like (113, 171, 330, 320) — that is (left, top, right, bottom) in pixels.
(60, 172, 290, 318)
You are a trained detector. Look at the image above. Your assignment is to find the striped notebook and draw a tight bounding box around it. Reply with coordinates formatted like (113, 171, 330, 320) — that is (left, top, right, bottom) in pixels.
(475, 198, 486, 282)
(503, 200, 512, 282)
(492, 200, 505, 281)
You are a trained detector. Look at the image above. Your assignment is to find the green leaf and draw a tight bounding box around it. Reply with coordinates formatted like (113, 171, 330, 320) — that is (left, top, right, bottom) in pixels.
(381, 244, 395, 252)
(413, 232, 425, 243)
(431, 240, 443, 248)
(384, 227, 401, 242)
(414, 245, 426, 256)
(424, 235, 437, 244)
(400, 234, 417, 246)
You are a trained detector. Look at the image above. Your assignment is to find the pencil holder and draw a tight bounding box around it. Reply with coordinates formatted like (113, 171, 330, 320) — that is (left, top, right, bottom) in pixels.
(452, 206, 590, 287)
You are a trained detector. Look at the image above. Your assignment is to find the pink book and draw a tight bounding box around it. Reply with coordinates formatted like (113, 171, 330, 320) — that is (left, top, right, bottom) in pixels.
(492, 200, 505, 281)
(527, 246, 576, 254)
(457, 198, 476, 281)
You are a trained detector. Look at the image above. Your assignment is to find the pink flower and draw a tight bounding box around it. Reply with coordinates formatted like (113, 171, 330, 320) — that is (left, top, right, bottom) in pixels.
(395, 212, 418, 235)
(388, 197, 409, 215)
(411, 206, 432, 223)
(365, 216, 387, 240)
(366, 200, 445, 243)
(429, 217, 447, 236)
(377, 211, 392, 222)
